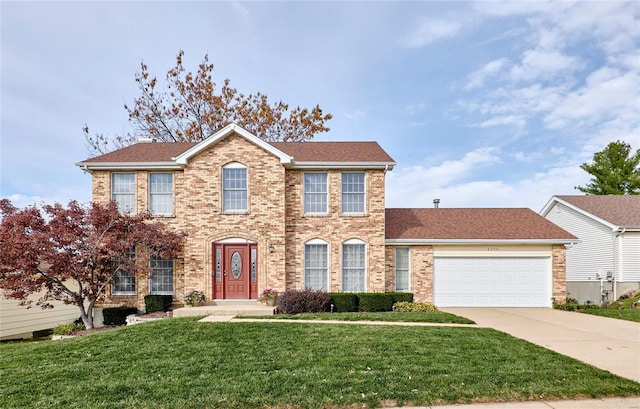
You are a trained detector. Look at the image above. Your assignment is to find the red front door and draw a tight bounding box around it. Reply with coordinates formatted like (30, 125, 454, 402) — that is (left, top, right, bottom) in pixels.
(212, 243, 258, 299)
(225, 245, 248, 299)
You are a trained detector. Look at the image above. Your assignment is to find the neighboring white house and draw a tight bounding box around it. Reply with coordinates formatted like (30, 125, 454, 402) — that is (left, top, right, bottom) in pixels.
(0, 291, 79, 340)
(541, 195, 640, 304)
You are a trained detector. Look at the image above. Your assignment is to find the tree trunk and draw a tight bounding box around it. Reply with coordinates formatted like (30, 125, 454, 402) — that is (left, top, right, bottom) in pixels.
(77, 301, 94, 329)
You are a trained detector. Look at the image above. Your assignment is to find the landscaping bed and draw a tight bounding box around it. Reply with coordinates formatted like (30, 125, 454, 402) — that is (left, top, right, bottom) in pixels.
(239, 311, 474, 324)
(1, 317, 638, 408)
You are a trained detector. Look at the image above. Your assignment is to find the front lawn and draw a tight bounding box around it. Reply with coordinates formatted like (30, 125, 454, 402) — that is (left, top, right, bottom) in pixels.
(1, 318, 639, 408)
(239, 311, 475, 324)
(579, 308, 640, 322)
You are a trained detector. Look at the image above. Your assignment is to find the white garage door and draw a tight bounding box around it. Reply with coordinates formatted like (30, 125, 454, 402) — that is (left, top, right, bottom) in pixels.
(434, 257, 551, 307)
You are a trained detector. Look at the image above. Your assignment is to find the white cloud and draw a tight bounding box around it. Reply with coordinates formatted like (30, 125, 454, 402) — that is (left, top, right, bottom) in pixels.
(474, 115, 525, 129)
(406, 103, 426, 116)
(510, 49, 582, 82)
(464, 58, 508, 90)
(343, 110, 367, 120)
(403, 18, 463, 48)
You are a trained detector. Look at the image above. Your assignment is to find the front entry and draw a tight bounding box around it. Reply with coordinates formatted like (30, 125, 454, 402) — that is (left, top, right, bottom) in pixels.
(213, 242, 258, 299)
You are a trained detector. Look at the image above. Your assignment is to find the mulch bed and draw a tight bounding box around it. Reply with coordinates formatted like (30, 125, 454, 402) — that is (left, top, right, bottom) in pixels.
(71, 310, 173, 336)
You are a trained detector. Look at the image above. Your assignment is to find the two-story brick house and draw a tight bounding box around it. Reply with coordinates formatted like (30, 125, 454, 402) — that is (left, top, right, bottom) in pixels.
(77, 123, 576, 309)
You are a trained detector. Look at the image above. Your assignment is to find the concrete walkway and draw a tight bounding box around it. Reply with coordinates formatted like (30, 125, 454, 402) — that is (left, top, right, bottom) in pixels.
(441, 308, 640, 383)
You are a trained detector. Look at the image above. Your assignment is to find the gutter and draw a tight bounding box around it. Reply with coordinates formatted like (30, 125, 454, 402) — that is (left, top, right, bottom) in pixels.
(384, 238, 579, 246)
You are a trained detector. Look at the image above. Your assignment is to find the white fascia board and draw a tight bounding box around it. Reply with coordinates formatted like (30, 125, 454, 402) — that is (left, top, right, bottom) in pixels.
(174, 123, 293, 165)
(76, 162, 182, 171)
(540, 196, 619, 230)
(288, 161, 396, 170)
(385, 238, 579, 245)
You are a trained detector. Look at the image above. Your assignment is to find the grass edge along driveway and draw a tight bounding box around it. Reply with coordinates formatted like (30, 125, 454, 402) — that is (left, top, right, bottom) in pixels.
(2, 318, 639, 409)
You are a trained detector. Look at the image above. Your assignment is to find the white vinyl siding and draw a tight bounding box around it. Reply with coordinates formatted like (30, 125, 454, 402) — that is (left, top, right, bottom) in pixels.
(111, 173, 135, 214)
(304, 241, 328, 291)
(620, 232, 640, 282)
(433, 257, 551, 307)
(545, 203, 614, 282)
(304, 173, 328, 214)
(395, 247, 410, 292)
(342, 172, 365, 214)
(149, 173, 173, 215)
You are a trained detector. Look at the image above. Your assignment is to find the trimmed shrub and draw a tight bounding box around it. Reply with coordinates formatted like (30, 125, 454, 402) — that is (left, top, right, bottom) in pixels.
(357, 293, 395, 312)
(329, 293, 359, 312)
(144, 295, 173, 313)
(103, 307, 138, 326)
(277, 289, 331, 314)
(393, 301, 439, 313)
(390, 292, 413, 304)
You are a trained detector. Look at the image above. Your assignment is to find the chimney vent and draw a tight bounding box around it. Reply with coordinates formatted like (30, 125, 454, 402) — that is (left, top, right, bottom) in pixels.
(138, 138, 153, 143)
(433, 199, 440, 208)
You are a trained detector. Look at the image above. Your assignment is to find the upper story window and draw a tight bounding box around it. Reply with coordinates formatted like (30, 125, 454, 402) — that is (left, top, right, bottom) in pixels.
(149, 173, 173, 215)
(111, 173, 135, 214)
(342, 172, 365, 214)
(304, 239, 328, 291)
(222, 162, 247, 212)
(395, 247, 410, 292)
(304, 173, 328, 214)
(342, 239, 366, 293)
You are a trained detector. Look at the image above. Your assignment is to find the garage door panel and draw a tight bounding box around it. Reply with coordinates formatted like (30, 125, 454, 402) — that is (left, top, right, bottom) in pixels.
(434, 257, 550, 307)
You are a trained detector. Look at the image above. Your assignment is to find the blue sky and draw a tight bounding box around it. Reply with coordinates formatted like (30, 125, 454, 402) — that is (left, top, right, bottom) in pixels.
(2, 1, 639, 212)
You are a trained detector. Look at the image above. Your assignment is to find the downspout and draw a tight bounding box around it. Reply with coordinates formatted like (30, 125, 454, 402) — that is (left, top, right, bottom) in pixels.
(613, 228, 626, 301)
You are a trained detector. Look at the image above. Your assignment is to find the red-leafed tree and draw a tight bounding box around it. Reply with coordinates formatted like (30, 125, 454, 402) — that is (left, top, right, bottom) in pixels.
(0, 199, 184, 329)
(84, 50, 333, 155)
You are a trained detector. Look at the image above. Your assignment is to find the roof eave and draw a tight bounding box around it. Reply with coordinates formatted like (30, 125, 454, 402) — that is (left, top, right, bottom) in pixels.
(76, 161, 183, 171)
(540, 196, 619, 230)
(288, 161, 396, 170)
(385, 238, 579, 245)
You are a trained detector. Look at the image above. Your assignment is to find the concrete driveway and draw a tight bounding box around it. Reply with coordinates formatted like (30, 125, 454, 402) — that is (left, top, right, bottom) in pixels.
(440, 308, 640, 383)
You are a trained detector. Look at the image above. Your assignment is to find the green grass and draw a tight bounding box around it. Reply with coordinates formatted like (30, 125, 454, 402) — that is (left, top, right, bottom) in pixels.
(1, 318, 638, 409)
(579, 308, 640, 322)
(239, 311, 475, 324)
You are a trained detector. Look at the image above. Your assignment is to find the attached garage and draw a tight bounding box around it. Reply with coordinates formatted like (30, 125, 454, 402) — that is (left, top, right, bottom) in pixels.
(433, 257, 551, 307)
(385, 208, 578, 306)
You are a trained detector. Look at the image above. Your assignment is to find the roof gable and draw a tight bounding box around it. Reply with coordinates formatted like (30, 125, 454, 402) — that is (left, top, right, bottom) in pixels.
(541, 195, 640, 229)
(386, 208, 577, 243)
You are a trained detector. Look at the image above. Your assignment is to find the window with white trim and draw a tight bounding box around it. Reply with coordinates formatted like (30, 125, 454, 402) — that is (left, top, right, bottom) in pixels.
(304, 239, 328, 291)
(342, 239, 366, 292)
(149, 256, 173, 295)
(149, 173, 173, 215)
(342, 172, 365, 214)
(112, 247, 136, 295)
(222, 163, 248, 212)
(304, 173, 327, 214)
(395, 247, 410, 292)
(111, 173, 135, 214)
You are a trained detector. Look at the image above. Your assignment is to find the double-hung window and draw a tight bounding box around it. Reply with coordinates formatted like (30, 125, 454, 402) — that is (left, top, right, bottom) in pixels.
(395, 247, 410, 292)
(111, 173, 135, 214)
(112, 247, 136, 295)
(304, 240, 328, 291)
(222, 163, 247, 212)
(149, 256, 173, 295)
(149, 173, 173, 215)
(342, 239, 366, 292)
(342, 172, 365, 214)
(304, 173, 327, 214)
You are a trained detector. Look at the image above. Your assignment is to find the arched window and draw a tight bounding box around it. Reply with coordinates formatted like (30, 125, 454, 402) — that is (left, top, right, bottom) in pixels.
(342, 239, 366, 292)
(222, 162, 247, 212)
(304, 239, 329, 291)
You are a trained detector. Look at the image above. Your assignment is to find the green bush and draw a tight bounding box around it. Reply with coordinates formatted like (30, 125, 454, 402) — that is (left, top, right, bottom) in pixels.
(390, 292, 413, 304)
(277, 289, 331, 314)
(103, 307, 138, 326)
(329, 293, 359, 312)
(393, 301, 439, 312)
(144, 295, 173, 313)
(53, 322, 85, 336)
(357, 293, 395, 312)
